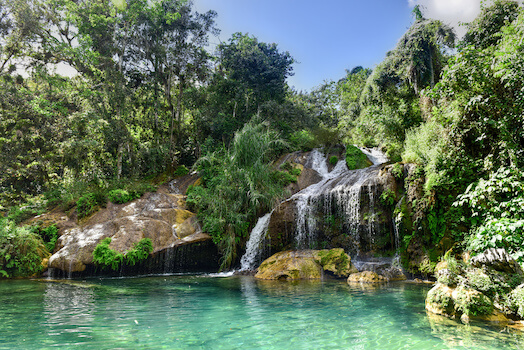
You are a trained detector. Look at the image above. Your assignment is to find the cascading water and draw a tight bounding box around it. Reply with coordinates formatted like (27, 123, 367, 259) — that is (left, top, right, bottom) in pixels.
(240, 212, 272, 271)
(239, 146, 392, 271)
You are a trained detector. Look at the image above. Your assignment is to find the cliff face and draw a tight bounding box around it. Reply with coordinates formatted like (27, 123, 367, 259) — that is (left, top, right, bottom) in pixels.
(47, 178, 219, 277)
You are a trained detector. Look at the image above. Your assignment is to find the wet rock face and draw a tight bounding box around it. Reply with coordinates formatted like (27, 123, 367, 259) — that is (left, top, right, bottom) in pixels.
(48, 184, 216, 275)
(266, 150, 395, 259)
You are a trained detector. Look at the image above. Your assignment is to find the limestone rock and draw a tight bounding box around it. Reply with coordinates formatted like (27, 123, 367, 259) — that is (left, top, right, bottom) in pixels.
(347, 271, 388, 283)
(470, 248, 523, 275)
(48, 186, 212, 274)
(315, 248, 358, 278)
(255, 250, 323, 280)
(426, 283, 455, 317)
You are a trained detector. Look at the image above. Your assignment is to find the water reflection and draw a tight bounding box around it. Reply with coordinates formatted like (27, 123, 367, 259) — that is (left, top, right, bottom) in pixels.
(43, 282, 96, 342)
(426, 311, 524, 349)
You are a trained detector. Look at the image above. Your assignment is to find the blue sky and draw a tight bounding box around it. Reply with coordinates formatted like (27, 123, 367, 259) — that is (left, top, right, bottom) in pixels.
(192, 0, 482, 92)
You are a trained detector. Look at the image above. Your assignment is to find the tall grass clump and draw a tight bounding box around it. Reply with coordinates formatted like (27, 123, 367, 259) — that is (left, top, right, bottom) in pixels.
(186, 121, 288, 269)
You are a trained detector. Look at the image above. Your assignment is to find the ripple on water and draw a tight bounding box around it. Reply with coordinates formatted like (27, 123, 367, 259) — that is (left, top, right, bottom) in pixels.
(0, 278, 523, 349)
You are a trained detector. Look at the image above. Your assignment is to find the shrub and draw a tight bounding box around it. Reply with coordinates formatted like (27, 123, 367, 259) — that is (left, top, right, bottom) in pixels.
(289, 129, 316, 151)
(76, 193, 98, 219)
(173, 165, 190, 177)
(0, 217, 48, 278)
(108, 189, 137, 204)
(125, 238, 153, 266)
(345, 145, 370, 170)
(92, 237, 153, 271)
(329, 156, 338, 166)
(37, 225, 59, 253)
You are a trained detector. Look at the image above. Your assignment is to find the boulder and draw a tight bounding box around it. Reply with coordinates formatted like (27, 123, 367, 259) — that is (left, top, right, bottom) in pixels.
(347, 271, 388, 283)
(48, 185, 214, 274)
(470, 248, 523, 275)
(255, 250, 323, 280)
(315, 248, 358, 278)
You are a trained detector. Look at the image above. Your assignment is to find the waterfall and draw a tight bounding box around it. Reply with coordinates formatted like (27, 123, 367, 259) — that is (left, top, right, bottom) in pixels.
(238, 146, 390, 270)
(292, 148, 388, 254)
(240, 212, 272, 271)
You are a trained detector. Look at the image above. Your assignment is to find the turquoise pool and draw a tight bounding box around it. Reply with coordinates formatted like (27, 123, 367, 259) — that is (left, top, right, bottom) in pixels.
(1, 275, 522, 349)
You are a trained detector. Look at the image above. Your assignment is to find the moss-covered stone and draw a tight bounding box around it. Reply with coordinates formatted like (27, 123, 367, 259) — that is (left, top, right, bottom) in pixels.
(452, 286, 494, 317)
(255, 251, 323, 280)
(426, 283, 455, 316)
(315, 248, 357, 278)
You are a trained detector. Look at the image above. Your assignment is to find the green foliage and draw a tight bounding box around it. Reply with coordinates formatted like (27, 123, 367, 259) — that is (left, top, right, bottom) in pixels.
(108, 189, 138, 204)
(380, 188, 396, 207)
(467, 219, 524, 263)
(391, 163, 404, 180)
(92, 236, 153, 271)
(173, 165, 190, 177)
(37, 225, 59, 253)
(453, 286, 494, 316)
(187, 122, 287, 270)
(123, 238, 153, 266)
(345, 145, 370, 170)
(427, 287, 453, 311)
(329, 156, 338, 166)
(508, 287, 524, 318)
(92, 238, 124, 271)
(0, 217, 48, 278)
(76, 193, 99, 219)
(402, 120, 447, 192)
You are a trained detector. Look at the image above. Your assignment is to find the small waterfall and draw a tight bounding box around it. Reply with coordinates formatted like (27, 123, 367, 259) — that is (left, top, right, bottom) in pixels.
(291, 147, 388, 255)
(240, 212, 272, 271)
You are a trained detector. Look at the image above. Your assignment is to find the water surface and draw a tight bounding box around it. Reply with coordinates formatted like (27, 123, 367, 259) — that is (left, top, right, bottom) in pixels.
(1, 276, 523, 349)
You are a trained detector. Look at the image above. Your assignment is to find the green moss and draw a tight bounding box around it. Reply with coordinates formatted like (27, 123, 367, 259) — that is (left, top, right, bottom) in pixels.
(454, 287, 493, 317)
(345, 145, 371, 170)
(329, 155, 338, 166)
(427, 287, 454, 313)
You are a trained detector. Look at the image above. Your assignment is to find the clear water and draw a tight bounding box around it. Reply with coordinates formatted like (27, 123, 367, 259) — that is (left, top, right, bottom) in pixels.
(1, 276, 523, 349)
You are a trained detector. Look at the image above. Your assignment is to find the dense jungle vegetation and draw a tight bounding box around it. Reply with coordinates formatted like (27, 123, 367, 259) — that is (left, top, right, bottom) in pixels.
(1, 0, 523, 275)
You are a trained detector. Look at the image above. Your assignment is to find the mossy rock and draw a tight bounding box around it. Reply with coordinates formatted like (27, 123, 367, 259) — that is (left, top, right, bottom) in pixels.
(315, 248, 357, 278)
(255, 251, 323, 280)
(426, 283, 455, 317)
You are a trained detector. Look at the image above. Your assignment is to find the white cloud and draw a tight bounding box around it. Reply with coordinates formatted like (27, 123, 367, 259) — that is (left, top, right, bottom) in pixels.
(408, 0, 482, 37)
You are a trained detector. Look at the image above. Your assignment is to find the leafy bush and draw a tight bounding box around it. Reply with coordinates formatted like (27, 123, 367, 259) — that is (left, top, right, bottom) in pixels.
(7, 206, 40, 225)
(124, 238, 153, 266)
(345, 145, 370, 170)
(289, 129, 316, 151)
(329, 156, 338, 166)
(36, 225, 59, 253)
(76, 193, 98, 219)
(173, 165, 190, 177)
(108, 189, 138, 204)
(467, 218, 524, 263)
(380, 188, 396, 207)
(0, 217, 48, 278)
(92, 238, 123, 270)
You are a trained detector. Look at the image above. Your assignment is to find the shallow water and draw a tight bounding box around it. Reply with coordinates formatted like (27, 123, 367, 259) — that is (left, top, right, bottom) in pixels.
(1, 276, 523, 349)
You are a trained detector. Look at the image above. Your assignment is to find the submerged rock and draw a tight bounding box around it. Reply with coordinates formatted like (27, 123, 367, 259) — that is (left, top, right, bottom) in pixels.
(48, 183, 217, 275)
(255, 248, 356, 280)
